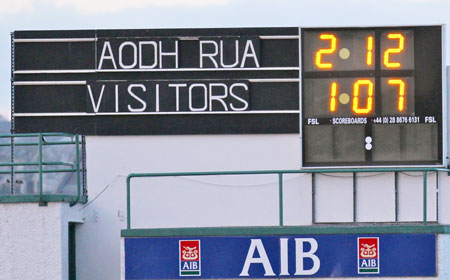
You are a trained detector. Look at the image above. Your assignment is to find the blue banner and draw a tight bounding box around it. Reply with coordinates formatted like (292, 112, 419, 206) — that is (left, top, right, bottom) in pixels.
(125, 234, 436, 279)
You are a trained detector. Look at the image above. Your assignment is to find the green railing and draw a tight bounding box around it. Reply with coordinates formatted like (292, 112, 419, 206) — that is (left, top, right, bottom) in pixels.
(126, 167, 450, 230)
(0, 133, 85, 206)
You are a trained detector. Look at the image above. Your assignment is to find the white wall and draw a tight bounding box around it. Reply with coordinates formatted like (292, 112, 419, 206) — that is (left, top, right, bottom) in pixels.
(0, 202, 83, 280)
(78, 134, 302, 279)
(78, 133, 444, 279)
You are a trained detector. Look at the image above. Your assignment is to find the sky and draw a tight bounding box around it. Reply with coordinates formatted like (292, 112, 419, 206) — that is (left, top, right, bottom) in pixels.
(1, 0, 450, 120)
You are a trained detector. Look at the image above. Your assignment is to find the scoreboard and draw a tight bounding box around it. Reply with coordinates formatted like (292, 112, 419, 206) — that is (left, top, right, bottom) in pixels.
(301, 26, 445, 167)
(11, 25, 445, 168)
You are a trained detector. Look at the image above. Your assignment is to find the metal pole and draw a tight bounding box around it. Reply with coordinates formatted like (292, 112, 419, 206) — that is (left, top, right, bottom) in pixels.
(312, 173, 316, 224)
(127, 176, 132, 229)
(278, 173, 283, 227)
(81, 135, 87, 197)
(38, 133, 45, 206)
(423, 171, 427, 225)
(353, 172, 357, 222)
(10, 32, 15, 195)
(395, 172, 398, 222)
(70, 135, 81, 206)
(436, 172, 439, 223)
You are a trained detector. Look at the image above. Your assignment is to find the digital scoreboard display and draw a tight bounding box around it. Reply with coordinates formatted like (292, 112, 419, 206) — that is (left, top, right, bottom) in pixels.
(301, 26, 444, 167)
(12, 25, 446, 168)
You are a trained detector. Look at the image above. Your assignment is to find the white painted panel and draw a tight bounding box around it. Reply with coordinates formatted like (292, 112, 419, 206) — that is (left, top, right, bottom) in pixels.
(356, 172, 395, 222)
(398, 172, 437, 222)
(282, 174, 313, 226)
(439, 173, 450, 223)
(131, 175, 280, 228)
(314, 173, 353, 223)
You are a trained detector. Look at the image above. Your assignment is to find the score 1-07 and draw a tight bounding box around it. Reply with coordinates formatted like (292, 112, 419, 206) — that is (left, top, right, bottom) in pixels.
(329, 79, 406, 115)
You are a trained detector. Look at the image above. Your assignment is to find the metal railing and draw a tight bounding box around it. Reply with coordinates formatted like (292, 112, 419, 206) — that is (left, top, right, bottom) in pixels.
(0, 133, 84, 206)
(126, 167, 450, 230)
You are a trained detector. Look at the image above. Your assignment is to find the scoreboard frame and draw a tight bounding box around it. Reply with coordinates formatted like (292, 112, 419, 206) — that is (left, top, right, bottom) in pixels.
(12, 27, 300, 135)
(11, 25, 447, 169)
(299, 25, 447, 169)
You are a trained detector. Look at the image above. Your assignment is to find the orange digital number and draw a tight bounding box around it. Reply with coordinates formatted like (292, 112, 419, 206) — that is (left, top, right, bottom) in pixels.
(330, 82, 338, 112)
(352, 79, 374, 114)
(383, 33, 405, 68)
(388, 79, 406, 111)
(315, 34, 337, 69)
(366, 36, 374, 66)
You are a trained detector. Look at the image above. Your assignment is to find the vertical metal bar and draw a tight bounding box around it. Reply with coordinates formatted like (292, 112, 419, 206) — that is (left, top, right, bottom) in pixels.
(10, 136, 14, 194)
(353, 172, 357, 222)
(436, 172, 439, 223)
(10, 32, 14, 195)
(423, 171, 427, 225)
(38, 133, 44, 206)
(127, 176, 131, 230)
(278, 173, 283, 227)
(395, 172, 399, 222)
(312, 173, 316, 224)
(76, 135, 81, 200)
(70, 135, 81, 206)
(81, 135, 87, 197)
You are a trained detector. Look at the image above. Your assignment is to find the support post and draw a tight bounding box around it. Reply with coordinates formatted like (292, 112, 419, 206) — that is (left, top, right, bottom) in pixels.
(70, 135, 81, 206)
(38, 133, 46, 206)
(278, 173, 283, 227)
(353, 172, 357, 222)
(423, 171, 427, 225)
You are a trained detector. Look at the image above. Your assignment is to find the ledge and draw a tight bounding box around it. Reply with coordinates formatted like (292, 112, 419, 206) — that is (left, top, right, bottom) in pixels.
(0, 194, 87, 204)
(122, 224, 450, 237)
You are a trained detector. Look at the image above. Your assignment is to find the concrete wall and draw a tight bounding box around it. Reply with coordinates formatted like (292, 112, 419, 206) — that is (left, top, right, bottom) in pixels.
(0, 202, 83, 280)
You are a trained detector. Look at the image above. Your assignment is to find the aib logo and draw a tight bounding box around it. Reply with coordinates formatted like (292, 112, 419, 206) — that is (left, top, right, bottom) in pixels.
(358, 237, 379, 274)
(179, 240, 201, 276)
